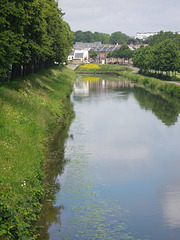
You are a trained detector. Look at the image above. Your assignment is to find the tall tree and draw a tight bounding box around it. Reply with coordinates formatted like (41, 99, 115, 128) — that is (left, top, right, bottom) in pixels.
(0, 0, 74, 80)
(0, 1, 23, 76)
(109, 31, 129, 45)
(112, 44, 133, 59)
(149, 31, 180, 50)
(90, 50, 97, 60)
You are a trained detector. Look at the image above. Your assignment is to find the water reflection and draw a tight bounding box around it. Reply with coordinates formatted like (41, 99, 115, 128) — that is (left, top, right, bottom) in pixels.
(74, 75, 134, 97)
(160, 179, 180, 229)
(38, 75, 180, 240)
(133, 87, 179, 126)
(36, 101, 74, 240)
(74, 75, 180, 126)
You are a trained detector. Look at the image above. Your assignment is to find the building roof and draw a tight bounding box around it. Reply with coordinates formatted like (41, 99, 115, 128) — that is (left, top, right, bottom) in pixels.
(74, 42, 102, 49)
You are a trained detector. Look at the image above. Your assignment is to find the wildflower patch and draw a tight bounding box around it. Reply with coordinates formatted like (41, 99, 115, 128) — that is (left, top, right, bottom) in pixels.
(79, 64, 100, 70)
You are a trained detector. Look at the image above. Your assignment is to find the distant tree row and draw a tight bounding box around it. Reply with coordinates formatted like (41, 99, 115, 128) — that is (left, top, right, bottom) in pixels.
(133, 39, 180, 76)
(74, 30, 152, 46)
(0, 0, 74, 81)
(74, 30, 131, 45)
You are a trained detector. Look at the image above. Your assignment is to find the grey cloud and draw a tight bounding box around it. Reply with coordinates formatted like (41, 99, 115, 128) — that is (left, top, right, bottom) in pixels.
(59, 0, 180, 36)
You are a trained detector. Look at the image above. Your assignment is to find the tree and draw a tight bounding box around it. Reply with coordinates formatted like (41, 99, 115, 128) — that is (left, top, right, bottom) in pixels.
(74, 31, 111, 44)
(149, 30, 180, 50)
(94, 32, 110, 44)
(84, 31, 94, 43)
(0, 0, 74, 80)
(0, 1, 23, 76)
(132, 40, 179, 76)
(109, 31, 129, 45)
(132, 45, 146, 71)
(90, 50, 97, 60)
(157, 39, 179, 75)
(106, 52, 113, 58)
(74, 30, 85, 42)
(112, 44, 133, 59)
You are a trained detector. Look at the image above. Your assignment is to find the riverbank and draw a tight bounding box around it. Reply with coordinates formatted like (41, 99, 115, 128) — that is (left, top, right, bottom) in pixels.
(75, 64, 180, 99)
(0, 65, 76, 239)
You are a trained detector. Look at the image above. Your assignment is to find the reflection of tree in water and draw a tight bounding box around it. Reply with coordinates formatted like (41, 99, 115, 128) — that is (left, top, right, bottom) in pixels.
(73, 77, 135, 103)
(74, 76, 180, 126)
(36, 101, 75, 240)
(133, 86, 180, 126)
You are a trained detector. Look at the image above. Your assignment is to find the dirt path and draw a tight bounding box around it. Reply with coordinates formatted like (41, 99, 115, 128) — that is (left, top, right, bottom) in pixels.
(67, 63, 80, 70)
(127, 66, 180, 85)
(167, 81, 180, 86)
(127, 66, 139, 74)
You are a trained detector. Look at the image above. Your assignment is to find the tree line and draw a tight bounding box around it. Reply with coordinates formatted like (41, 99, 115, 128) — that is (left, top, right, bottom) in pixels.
(133, 37, 180, 77)
(0, 0, 74, 81)
(74, 30, 142, 45)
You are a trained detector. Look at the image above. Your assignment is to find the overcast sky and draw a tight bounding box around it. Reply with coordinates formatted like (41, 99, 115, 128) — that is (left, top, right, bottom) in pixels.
(58, 0, 180, 37)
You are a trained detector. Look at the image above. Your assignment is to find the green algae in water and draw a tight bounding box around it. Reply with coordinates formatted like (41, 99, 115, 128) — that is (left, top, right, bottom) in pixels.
(50, 141, 147, 240)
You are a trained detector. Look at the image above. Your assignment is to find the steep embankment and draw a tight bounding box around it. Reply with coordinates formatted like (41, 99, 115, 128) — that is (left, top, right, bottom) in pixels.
(0, 65, 75, 240)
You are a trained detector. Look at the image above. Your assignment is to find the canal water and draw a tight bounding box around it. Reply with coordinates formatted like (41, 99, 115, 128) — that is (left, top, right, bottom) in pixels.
(38, 74, 180, 240)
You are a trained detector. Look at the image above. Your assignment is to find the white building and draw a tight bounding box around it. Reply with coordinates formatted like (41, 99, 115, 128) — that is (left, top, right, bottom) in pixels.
(135, 31, 159, 40)
(135, 31, 180, 40)
(68, 49, 89, 62)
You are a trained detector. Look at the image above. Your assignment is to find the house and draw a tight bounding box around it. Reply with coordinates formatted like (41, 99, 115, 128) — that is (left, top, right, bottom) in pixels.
(68, 42, 137, 64)
(68, 49, 89, 63)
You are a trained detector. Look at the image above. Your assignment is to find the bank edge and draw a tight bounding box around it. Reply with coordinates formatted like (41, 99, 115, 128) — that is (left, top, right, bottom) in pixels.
(0, 65, 76, 240)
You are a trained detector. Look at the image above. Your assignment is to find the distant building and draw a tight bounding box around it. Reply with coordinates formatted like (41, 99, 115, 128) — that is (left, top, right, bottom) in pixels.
(68, 49, 89, 63)
(135, 31, 159, 40)
(91, 45, 120, 63)
(74, 42, 102, 50)
(68, 42, 136, 64)
(136, 31, 180, 40)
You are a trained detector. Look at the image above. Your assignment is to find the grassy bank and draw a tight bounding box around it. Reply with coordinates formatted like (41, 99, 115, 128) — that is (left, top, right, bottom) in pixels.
(75, 64, 180, 99)
(118, 71, 180, 99)
(0, 65, 76, 239)
(75, 63, 132, 73)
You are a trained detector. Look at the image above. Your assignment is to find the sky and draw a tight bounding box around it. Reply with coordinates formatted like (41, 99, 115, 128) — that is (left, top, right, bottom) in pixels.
(58, 0, 180, 37)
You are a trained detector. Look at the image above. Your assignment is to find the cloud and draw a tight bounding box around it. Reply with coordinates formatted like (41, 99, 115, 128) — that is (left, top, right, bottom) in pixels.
(59, 0, 180, 36)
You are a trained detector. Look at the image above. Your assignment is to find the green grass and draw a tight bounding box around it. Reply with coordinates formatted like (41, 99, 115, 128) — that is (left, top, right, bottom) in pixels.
(75, 63, 132, 73)
(0, 65, 76, 239)
(118, 71, 180, 99)
(176, 72, 180, 79)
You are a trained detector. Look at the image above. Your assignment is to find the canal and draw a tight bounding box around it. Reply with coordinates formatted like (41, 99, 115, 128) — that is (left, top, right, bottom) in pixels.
(38, 74, 180, 240)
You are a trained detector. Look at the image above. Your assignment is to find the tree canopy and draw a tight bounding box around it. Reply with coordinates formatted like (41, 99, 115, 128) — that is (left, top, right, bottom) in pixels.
(109, 31, 130, 45)
(149, 31, 180, 50)
(73, 30, 129, 44)
(109, 44, 133, 59)
(90, 50, 98, 60)
(133, 39, 180, 76)
(0, 0, 74, 80)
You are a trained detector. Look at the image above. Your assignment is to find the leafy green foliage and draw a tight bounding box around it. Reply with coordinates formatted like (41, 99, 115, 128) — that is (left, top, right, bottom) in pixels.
(109, 31, 130, 45)
(74, 30, 129, 44)
(133, 39, 180, 76)
(149, 31, 180, 50)
(112, 44, 133, 59)
(90, 50, 98, 60)
(0, 0, 74, 80)
(74, 30, 110, 43)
